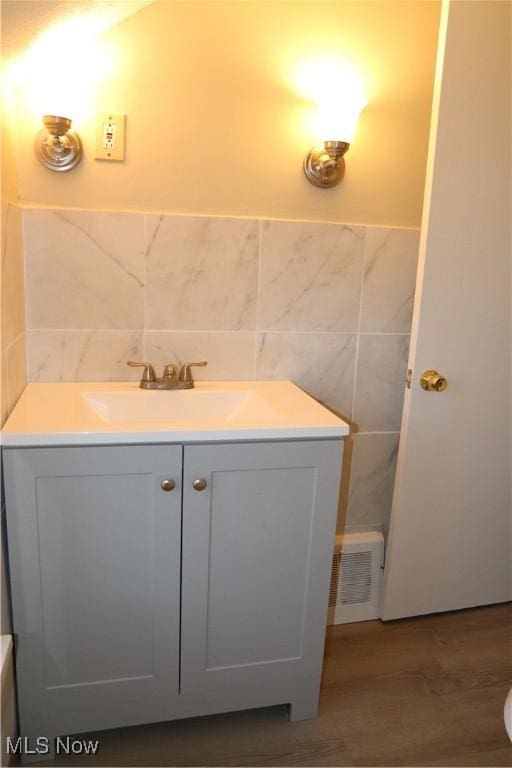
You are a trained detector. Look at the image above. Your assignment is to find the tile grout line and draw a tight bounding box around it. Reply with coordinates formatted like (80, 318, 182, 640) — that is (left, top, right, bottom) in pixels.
(142, 214, 148, 361)
(4, 331, 11, 419)
(25, 328, 408, 336)
(350, 228, 367, 422)
(20, 207, 30, 384)
(254, 220, 263, 379)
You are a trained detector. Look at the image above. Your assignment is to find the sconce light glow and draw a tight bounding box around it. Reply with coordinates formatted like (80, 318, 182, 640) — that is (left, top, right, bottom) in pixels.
(295, 57, 368, 188)
(7, 14, 115, 172)
(314, 95, 368, 144)
(8, 14, 114, 123)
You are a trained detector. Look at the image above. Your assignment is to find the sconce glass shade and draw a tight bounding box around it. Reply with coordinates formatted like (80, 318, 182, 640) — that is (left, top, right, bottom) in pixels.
(304, 94, 367, 188)
(314, 95, 368, 144)
(34, 115, 83, 172)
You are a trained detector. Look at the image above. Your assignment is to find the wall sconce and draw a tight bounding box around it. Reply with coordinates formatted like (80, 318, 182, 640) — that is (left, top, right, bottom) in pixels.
(303, 96, 367, 188)
(34, 115, 83, 172)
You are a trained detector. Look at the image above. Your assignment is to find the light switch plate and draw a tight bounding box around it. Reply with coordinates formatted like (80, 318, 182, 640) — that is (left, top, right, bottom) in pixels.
(95, 113, 126, 161)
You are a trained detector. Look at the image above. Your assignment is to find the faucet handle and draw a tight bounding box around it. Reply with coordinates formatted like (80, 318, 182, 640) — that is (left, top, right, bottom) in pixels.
(127, 361, 157, 382)
(178, 361, 207, 383)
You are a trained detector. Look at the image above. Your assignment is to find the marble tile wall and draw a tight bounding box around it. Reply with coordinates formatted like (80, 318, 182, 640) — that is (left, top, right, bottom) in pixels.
(23, 209, 419, 533)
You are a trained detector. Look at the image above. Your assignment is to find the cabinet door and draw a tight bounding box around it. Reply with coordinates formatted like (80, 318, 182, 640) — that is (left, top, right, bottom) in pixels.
(181, 440, 342, 693)
(4, 445, 182, 738)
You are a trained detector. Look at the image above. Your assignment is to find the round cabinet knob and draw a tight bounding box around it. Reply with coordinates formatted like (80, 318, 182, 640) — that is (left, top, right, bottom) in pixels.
(420, 370, 448, 392)
(161, 479, 176, 492)
(193, 478, 208, 491)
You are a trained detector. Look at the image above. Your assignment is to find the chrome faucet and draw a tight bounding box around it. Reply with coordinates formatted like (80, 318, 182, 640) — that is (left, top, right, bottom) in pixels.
(127, 360, 207, 390)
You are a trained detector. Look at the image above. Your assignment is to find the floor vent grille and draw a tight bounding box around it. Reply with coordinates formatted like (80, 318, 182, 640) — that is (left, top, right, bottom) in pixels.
(327, 532, 384, 625)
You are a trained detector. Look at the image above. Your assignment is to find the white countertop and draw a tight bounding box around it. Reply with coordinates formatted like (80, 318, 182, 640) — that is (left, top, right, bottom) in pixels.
(1, 381, 350, 447)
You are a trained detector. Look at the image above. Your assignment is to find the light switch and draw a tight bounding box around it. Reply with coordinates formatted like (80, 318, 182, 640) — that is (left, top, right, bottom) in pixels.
(95, 113, 126, 161)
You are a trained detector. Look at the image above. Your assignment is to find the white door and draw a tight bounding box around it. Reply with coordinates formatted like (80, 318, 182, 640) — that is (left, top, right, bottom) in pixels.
(381, 0, 511, 619)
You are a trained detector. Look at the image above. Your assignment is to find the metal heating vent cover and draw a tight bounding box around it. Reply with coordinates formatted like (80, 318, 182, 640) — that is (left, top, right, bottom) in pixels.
(330, 550, 372, 606)
(327, 532, 384, 625)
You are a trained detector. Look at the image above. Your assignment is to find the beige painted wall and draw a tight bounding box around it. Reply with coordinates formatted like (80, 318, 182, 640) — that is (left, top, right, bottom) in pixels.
(1, 94, 17, 206)
(11, 0, 440, 227)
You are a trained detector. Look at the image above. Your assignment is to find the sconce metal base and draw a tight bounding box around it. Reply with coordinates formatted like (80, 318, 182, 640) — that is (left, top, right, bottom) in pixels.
(303, 140, 350, 188)
(35, 115, 82, 172)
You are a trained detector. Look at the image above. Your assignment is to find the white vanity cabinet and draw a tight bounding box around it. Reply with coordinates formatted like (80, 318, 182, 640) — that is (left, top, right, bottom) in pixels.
(4, 438, 343, 745)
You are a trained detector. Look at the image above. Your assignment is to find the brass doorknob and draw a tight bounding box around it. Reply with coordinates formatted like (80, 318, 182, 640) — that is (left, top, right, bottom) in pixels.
(161, 479, 176, 492)
(193, 478, 208, 491)
(420, 370, 448, 392)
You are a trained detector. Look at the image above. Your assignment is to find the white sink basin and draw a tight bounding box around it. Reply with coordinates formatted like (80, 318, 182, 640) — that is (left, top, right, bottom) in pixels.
(82, 389, 281, 424)
(2, 381, 350, 446)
